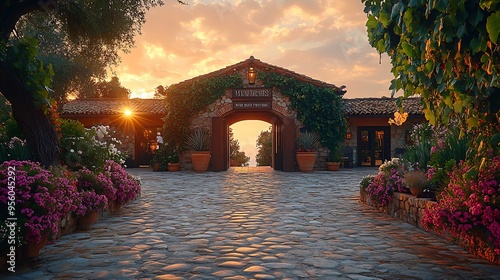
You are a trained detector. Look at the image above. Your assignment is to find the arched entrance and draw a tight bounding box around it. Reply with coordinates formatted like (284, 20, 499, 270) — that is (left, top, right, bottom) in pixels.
(212, 110, 295, 172)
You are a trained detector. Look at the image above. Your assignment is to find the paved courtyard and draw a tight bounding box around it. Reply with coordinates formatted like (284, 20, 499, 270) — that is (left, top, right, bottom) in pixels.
(5, 167, 500, 279)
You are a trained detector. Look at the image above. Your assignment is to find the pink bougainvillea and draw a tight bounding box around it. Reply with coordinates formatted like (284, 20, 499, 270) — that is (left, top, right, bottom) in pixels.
(364, 158, 408, 206)
(103, 160, 141, 206)
(0, 160, 80, 244)
(422, 156, 500, 256)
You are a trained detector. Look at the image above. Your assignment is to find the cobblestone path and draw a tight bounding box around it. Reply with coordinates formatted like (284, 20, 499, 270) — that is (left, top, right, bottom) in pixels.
(5, 168, 500, 279)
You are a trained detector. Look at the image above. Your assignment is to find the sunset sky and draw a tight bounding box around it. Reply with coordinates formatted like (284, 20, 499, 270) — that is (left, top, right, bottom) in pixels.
(113, 0, 396, 165)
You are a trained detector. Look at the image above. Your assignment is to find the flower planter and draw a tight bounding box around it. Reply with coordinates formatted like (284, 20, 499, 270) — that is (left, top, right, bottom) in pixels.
(409, 185, 424, 197)
(296, 151, 316, 172)
(24, 232, 49, 258)
(325, 162, 341, 171)
(191, 151, 210, 172)
(168, 163, 180, 172)
(78, 210, 100, 230)
(152, 163, 159, 172)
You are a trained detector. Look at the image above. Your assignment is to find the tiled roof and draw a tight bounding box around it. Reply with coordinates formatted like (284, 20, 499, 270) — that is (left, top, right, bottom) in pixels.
(61, 98, 167, 115)
(173, 56, 346, 93)
(344, 97, 423, 116)
(62, 97, 424, 116)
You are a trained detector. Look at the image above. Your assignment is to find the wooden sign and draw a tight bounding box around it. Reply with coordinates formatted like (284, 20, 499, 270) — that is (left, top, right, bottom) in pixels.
(232, 88, 272, 99)
(232, 88, 272, 110)
(233, 102, 272, 110)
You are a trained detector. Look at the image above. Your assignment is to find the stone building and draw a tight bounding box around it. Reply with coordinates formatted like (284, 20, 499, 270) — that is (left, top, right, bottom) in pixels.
(61, 57, 425, 170)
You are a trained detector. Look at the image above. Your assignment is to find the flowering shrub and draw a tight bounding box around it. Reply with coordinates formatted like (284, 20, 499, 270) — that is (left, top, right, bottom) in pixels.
(0, 161, 79, 245)
(74, 168, 113, 216)
(60, 120, 127, 171)
(364, 158, 408, 206)
(422, 157, 500, 256)
(404, 122, 469, 191)
(103, 160, 141, 206)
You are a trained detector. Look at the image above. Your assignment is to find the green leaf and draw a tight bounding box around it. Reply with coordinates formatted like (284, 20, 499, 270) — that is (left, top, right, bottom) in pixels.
(424, 108, 436, 125)
(379, 9, 391, 28)
(434, 0, 448, 12)
(453, 100, 464, 113)
(490, 133, 500, 146)
(409, 0, 424, 7)
(401, 42, 415, 57)
(464, 167, 478, 179)
(486, 11, 500, 43)
(366, 15, 378, 29)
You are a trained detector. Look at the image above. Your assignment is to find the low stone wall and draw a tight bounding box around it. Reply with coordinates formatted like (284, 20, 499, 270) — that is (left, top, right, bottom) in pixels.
(359, 189, 436, 230)
(360, 188, 500, 264)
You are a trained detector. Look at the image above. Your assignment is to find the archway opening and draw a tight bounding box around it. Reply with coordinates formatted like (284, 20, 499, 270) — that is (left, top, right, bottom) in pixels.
(230, 120, 271, 167)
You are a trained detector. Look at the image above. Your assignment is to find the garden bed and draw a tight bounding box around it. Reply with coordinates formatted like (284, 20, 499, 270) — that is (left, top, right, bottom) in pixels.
(359, 188, 435, 230)
(359, 187, 500, 264)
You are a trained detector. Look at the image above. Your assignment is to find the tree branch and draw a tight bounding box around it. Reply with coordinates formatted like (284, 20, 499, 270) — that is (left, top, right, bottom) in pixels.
(0, 0, 47, 41)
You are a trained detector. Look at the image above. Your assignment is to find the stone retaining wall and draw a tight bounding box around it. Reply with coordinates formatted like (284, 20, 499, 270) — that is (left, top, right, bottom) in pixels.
(359, 188, 500, 264)
(359, 188, 436, 230)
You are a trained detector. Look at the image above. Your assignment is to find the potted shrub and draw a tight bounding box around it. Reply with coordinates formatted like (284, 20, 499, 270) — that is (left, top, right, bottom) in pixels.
(403, 170, 430, 197)
(185, 128, 211, 172)
(296, 130, 319, 172)
(167, 145, 180, 172)
(326, 148, 343, 171)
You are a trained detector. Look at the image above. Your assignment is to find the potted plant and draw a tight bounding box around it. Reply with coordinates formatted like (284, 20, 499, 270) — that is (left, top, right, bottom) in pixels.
(403, 170, 430, 197)
(326, 147, 343, 171)
(296, 130, 319, 172)
(185, 128, 211, 172)
(167, 146, 180, 172)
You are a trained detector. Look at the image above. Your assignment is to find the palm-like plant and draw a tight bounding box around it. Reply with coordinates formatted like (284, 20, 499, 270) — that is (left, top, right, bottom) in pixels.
(185, 128, 210, 151)
(296, 131, 319, 152)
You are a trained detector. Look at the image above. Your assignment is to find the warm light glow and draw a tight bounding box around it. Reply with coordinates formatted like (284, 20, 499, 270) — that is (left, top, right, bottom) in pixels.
(248, 67, 256, 84)
(124, 109, 133, 116)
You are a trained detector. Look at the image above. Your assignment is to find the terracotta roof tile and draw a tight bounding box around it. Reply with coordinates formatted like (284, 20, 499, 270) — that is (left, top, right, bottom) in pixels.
(61, 98, 166, 115)
(344, 97, 423, 116)
(173, 56, 346, 93)
(62, 97, 423, 117)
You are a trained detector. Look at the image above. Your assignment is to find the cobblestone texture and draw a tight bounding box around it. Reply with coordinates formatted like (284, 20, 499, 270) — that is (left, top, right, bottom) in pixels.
(3, 168, 500, 279)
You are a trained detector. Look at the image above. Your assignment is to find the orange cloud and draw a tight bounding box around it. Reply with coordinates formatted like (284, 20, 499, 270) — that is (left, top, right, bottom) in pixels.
(118, 0, 394, 99)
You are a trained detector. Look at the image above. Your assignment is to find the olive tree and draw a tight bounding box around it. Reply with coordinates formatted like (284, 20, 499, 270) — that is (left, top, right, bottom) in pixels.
(0, 0, 185, 166)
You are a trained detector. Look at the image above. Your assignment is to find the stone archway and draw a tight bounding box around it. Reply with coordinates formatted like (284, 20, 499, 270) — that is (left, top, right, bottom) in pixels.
(190, 87, 297, 172)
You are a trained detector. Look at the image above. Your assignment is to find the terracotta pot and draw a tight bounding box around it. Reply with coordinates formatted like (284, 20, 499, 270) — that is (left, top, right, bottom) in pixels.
(78, 210, 100, 230)
(168, 163, 180, 172)
(409, 185, 424, 197)
(152, 163, 159, 172)
(326, 162, 341, 171)
(108, 201, 121, 213)
(191, 151, 211, 172)
(296, 151, 316, 172)
(24, 232, 49, 258)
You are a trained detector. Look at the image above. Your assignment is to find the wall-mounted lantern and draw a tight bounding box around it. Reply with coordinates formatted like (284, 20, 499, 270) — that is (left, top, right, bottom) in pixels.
(346, 130, 352, 140)
(248, 67, 256, 85)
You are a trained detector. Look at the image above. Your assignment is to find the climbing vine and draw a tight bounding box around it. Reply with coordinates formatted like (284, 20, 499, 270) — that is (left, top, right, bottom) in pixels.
(362, 0, 500, 164)
(162, 73, 243, 148)
(259, 71, 347, 157)
(162, 70, 346, 158)
(0, 37, 54, 108)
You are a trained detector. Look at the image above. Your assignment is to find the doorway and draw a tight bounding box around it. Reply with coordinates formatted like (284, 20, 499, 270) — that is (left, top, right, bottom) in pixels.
(357, 127, 391, 167)
(212, 112, 295, 172)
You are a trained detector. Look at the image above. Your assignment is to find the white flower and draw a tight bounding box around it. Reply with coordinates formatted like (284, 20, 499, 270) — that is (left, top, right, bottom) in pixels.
(78, 150, 83, 155)
(70, 149, 75, 153)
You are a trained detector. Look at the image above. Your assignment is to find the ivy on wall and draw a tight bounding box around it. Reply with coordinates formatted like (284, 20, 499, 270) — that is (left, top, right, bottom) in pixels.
(162, 70, 347, 159)
(162, 73, 243, 148)
(258, 71, 347, 157)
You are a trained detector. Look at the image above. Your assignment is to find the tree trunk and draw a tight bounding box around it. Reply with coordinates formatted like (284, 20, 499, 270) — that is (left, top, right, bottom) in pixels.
(0, 61, 59, 167)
